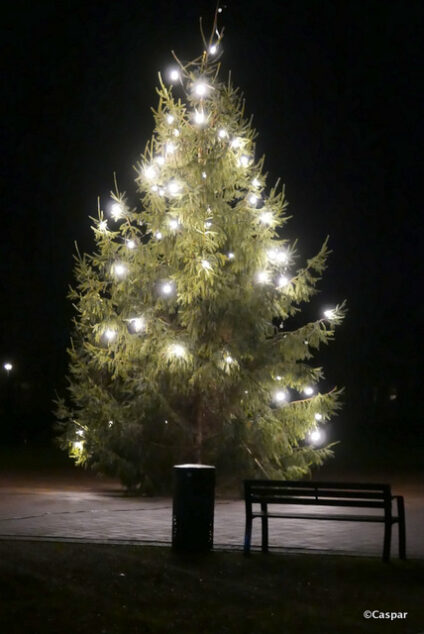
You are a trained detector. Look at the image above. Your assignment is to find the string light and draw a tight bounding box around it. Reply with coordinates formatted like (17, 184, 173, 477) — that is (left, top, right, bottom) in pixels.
(151, 185, 159, 192)
(76, 429, 84, 437)
(73, 441, 83, 451)
(324, 309, 335, 320)
(193, 81, 208, 97)
(126, 239, 136, 250)
(252, 177, 260, 188)
(169, 343, 186, 358)
(274, 390, 287, 403)
(259, 211, 273, 225)
(168, 218, 180, 231)
(173, 128, 180, 137)
(303, 386, 314, 396)
(309, 429, 323, 444)
(204, 221, 212, 228)
(227, 252, 235, 259)
(144, 165, 157, 180)
(209, 44, 218, 55)
(99, 220, 108, 232)
(238, 155, 250, 167)
(277, 275, 289, 288)
(108, 420, 114, 428)
(166, 114, 175, 124)
(256, 270, 270, 284)
(267, 248, 289, 264)
(155, 231, 163, 239)
(168, 181, 181, 195)
(165, 142, 176, 154)
(161, 281, 174, 296)
(314, 413, 323, 422)
(131, 317, 145, 332)
(111, 202, 124, 220)
(155, 156, 165, 165)
(169, 69, 180, 82)
(231, 137, 243, 149)
(113, 263, 127, 278)
(201, 259, 212, 271)
(276, 375, 282, 381)
(194, 110, 207, 125)
(159, 188, 165, 196)
(3, 362, 13, 372)
(218, 128, 228, 139)
(104, 328, 117, 342)
(225, 355, 233, 364)
(249, 194, 259, 206)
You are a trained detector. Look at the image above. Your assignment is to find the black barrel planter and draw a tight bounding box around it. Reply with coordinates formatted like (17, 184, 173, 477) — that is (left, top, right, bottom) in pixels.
(172, 464, 215, 552)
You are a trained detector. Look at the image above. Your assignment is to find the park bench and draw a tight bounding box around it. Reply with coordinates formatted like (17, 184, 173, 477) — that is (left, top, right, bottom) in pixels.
(244, 480, 406, 562)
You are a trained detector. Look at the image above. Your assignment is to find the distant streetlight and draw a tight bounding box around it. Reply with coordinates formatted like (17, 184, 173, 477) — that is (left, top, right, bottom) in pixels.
(3, 362, 13, 375)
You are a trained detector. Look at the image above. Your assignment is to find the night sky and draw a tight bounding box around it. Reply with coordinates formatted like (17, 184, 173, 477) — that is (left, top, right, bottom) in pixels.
(1, 1, 423, 457)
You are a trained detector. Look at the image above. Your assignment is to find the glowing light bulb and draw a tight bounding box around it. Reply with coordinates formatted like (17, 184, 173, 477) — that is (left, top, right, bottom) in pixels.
(161, 282, 173, 296)
(277, 275, 289, 288)
(314, 413, 323, 422)
(239, 155, 250, 167)
(304, 386, 314, 396)
(166, 114, 174, 124)
(249, 194, 258, 206)
(76, 429, 84, 437)
(144, 165, 157, 179)
(209, 44, 218, 55)
(169, 69, 180, 82)
(309, 429, 323, 444)
(194, 110, 206, 125)
(73, 441, 83, 451)
(159, 188, 165, 196)
(168, 218, 179, 231)
(201, 259, 212, 271)
(170, 343, 186, 358)
(151, 185, 158, 192)
(204, 221, 212, 228)
(111, 202, 124, 220)
(173, 128, 180, 137)
(227, 252, 235, 259)
(156, 156, 165, 165)
(193, 81, 208, 97)
(267, 248, 289, 264)
(259, 211, 273, 225)
(166, 142, 176, 154)
(274, 390, 287, 403)
(108, 420, 114, 428)
(131, 317, 145, 332)
(252, 177, 260, 188)
(104, 329, 116, 342)
(99, 220, 108, 231)
(324, 309, 335, 320)
(256, 270, 270, 284)
(113, 263, 127, 278)
(231, 137, 243, 149)
(225, 355, 233, 364)
(3, 362, 13, 372)
(218, 128, 228, 139)
(126, 239, 136, 250)
(276, 375, 282, 381)
(202, 171, 207, 179)
(155, 231, 163, 239)
(168, 181, 181, 195)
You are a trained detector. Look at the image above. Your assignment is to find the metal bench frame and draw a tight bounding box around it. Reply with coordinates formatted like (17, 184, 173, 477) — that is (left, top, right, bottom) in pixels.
(244, 480, 406, 562)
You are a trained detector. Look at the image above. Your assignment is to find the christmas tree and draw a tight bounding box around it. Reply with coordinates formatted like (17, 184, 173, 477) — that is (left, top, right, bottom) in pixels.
(56, 14, 345, 492)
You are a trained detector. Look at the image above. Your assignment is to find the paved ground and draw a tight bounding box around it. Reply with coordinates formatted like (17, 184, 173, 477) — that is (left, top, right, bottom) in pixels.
(0, 472, 423, 558)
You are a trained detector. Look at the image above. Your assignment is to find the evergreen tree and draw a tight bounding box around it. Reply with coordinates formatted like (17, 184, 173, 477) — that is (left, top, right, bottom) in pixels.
(56, 17, 345, 492)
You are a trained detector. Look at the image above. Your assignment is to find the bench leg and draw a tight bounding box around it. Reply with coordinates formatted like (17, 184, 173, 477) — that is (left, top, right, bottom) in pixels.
(383, 520, 392, 562)
(261, 515, 269, 553)
(397, 497, 406, 560)
(244, 516, 252, 555)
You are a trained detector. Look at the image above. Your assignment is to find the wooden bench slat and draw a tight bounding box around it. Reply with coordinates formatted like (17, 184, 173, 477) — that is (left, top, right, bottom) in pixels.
(250, 489, 388, 500)
(251, 512, 395, 522)
(249, 497, 386, 508)
(245, 480, 391, 491)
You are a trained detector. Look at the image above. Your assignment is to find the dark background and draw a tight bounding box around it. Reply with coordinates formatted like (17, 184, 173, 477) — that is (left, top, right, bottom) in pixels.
(1, 0, 423, 468)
